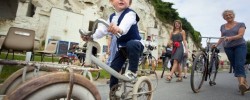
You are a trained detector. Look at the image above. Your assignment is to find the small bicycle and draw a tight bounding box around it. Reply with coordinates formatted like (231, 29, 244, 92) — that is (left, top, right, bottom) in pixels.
(80, 19, 155, 99)
(190, 37, 222, 93)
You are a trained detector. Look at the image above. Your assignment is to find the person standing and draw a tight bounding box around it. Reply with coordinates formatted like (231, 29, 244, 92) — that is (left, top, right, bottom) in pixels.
(214, 10, 249, 95)
(166, 20, 188, 82)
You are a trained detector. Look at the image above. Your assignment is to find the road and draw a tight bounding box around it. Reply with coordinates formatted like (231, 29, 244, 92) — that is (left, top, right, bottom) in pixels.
(95, 71, 250, 100)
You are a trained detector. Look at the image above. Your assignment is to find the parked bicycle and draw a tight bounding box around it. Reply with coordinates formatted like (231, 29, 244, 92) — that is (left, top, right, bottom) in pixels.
(58, 44, 101, 81)
(190, 37, 222, 93)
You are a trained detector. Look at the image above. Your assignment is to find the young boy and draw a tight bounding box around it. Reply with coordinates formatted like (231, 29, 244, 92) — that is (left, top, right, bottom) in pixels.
(86, 0, 144, 89)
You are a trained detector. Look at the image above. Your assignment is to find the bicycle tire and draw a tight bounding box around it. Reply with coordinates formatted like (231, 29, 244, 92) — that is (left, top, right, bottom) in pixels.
(161, 57, 170, 78)
(190, 52, 207, 93)
(138, 56, 147, 76)
(208, 55, 219, 86)
(149, 56, 157, 72)
(5, 72, 101, 100)
(90, 63, 101, 81)
(132, 76, 153, 100)
(0, 67, 48, 95)
(58, 57, 72, 65)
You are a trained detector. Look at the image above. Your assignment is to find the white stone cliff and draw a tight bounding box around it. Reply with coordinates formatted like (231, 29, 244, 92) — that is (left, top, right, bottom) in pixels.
(0, 0, 198, 59)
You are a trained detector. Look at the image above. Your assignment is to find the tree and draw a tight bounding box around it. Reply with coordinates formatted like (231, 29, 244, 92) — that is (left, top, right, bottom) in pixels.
(150, 0, 201, 46)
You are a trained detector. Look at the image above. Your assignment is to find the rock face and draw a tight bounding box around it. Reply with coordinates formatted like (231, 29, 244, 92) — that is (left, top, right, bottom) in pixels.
(0, 0, 197, 58)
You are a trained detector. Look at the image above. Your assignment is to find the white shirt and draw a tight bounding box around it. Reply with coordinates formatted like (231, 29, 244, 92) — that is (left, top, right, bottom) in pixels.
(92, 10, 137, 40)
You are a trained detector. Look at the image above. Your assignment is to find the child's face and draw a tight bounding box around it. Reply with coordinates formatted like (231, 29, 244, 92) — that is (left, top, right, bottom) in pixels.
(110, 0, 130, 12)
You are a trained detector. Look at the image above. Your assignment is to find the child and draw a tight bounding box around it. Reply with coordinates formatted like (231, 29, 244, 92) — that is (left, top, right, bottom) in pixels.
(85, 0, 144, 89)
(67, 44, 78, 60)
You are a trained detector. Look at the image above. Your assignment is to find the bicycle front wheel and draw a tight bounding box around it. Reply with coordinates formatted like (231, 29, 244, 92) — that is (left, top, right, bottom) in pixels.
(209, 56, 219, 86)
(6, 72, 101, 100)
(190, 52, 207, 93)
(161, 57, 170, 78)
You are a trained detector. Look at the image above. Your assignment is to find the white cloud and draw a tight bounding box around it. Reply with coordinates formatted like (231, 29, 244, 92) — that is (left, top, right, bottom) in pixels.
(162, 0, 250, 46)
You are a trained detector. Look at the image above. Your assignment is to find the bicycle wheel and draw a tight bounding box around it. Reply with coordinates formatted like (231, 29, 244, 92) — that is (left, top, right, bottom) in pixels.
(138, 56, 147, 76)
(161, 57, 170, 78)
(58, 57, 72, 65)
(6, 72, 101, 100)
(148, 56, 157, 73)
(0, 67, 48, 95)
(90, 63, 101, 81)
(190, 52, 207, 93)
(132, 76, 153, 100)
(208, 56, 219, 86)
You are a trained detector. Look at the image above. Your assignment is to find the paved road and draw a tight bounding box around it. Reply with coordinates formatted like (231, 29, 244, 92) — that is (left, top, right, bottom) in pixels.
(95, 71, 250, 100)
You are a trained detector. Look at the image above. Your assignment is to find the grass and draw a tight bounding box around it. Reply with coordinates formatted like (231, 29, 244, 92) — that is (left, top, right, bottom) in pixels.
(0, 53, 60, 83)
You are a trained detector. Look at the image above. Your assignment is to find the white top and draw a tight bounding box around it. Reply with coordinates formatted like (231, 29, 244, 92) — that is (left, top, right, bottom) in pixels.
(92, 10, 137, 40)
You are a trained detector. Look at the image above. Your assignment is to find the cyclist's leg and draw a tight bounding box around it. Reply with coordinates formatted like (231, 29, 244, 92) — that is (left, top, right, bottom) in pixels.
(126, 40, 144, 73)
(109, 51, 126, 89)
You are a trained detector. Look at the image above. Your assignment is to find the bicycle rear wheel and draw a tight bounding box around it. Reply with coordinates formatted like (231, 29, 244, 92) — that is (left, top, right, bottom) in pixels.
(208, 56, 219, 86)
(190, 52, 207, 93)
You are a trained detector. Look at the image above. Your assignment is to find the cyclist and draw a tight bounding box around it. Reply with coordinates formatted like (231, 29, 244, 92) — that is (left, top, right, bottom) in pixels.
(82, 0, 144, 90)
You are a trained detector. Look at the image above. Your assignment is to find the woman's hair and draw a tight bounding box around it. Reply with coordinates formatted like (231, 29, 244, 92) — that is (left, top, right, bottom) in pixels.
(222, 10, 235, 18)
(172, 20, 183, 32)
(109, 0, 132, 5)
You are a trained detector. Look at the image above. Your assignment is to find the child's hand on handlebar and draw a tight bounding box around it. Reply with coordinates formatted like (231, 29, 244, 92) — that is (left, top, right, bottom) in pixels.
(107, 23, 122, 35)
(81, 35, 93, 41)
(212, 44, 217, 48)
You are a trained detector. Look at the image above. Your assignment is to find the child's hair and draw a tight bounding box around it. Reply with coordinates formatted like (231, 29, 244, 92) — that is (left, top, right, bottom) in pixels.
(109, 0, 132, 5)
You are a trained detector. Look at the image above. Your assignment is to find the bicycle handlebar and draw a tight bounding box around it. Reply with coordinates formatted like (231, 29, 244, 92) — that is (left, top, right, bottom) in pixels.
(79, 19, 121, 38)
(201, 36, 225, 39)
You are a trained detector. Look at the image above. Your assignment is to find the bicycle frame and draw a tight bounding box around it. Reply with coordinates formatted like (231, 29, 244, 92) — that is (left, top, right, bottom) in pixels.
(201, 37, 223, 81)
(83, 19, 131, 82)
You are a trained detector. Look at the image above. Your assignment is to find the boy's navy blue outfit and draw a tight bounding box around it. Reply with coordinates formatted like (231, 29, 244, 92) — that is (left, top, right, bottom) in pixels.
(109, 8, 144, 89)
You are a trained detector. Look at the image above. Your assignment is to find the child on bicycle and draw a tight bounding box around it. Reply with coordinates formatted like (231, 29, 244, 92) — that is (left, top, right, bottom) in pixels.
(82, 0, 144, 89)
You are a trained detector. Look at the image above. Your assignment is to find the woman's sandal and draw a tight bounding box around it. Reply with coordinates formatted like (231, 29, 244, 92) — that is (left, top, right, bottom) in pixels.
(239, 84, 249, 95)
(166, 75, 172, 82)
(176, 77, 183, 82)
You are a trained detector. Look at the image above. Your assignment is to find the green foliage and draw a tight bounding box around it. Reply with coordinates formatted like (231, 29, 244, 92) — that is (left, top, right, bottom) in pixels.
(149, 0, 201, 45)
(150, 0, 179, 23)
(0, 53, 59, 83)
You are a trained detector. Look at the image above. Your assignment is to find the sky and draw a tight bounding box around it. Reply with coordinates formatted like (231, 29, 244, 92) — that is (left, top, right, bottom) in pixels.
(162, 0, 250, 47)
